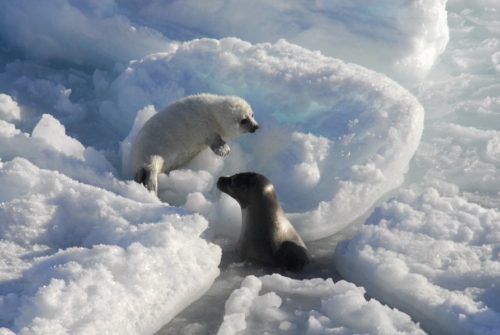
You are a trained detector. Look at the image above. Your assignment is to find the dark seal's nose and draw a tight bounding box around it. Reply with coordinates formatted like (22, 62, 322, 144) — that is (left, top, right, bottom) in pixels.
(249, 124, 259, 133)
(217, 176, 229, 191)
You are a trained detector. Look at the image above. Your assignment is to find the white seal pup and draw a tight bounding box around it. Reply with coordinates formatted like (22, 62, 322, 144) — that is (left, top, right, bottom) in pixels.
(217, 172, 310, 272)
(130, 94, 259, 194)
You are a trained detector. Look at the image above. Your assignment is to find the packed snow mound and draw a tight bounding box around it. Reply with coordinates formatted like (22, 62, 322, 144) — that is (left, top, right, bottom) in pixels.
(0, 102, 220, 334)
(114, 38, 424, 240)
(0, 109, 157, 203)
(335, 186, 500, 335)
(118, 0, 449, 83)
(217, 274, 425, 335)
(0, 157, 221, 335)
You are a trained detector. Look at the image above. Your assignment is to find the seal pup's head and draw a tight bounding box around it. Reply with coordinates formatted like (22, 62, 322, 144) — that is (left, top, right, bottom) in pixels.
(211, 95, 259, 139)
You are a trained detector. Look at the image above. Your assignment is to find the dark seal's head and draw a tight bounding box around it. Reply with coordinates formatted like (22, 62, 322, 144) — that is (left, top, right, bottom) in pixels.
(217, 172, 274, 208)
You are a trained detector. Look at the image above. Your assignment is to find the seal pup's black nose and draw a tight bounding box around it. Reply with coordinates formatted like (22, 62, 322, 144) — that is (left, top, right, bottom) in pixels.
(249, 124, 259, 133)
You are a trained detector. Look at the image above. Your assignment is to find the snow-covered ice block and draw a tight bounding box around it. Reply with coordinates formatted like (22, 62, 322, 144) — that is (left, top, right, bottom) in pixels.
(0, 158, 221, 334)
(335, 186, 500, 335)
(217, 274, 425, 334)
(118, 0, 449, 83)
(113, 38, 424, 240)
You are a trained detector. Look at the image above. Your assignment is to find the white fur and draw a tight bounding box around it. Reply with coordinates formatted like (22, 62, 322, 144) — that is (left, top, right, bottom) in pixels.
(130, 94, 258, 194)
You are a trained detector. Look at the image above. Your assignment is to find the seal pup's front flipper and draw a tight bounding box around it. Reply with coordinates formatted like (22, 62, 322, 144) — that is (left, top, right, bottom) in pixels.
(210, 134, 231, 157)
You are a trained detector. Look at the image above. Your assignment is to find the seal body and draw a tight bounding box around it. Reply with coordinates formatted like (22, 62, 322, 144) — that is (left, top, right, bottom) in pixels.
(130, 94, 258, 194)
(217, 172, 310, 271)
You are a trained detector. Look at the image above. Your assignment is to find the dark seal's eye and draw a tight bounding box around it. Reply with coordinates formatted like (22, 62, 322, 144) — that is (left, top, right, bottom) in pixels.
(240, 118, 249, 125)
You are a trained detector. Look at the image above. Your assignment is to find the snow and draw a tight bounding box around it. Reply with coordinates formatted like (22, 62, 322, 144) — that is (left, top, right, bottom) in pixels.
(335, 186, 500, 335)
(0, 0, 172, 67)
(32, 114, 86, 159)
(0, 157, 221, 334)
(0, 99, 221, 333)
(412, 3, 500, 198)
(0, 0, 499, 334)
(334, 3, 500, 335)
(117, 0, 450, 84)
(218, 274, 425, 334)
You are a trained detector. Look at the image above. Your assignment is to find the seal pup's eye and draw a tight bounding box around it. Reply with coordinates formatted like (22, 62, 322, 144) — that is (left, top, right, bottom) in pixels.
(240, 118, 249, 125)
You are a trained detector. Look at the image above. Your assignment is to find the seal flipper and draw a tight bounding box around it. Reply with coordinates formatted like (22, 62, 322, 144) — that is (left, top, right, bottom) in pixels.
(210, 135, 231, 157)
(134, 155, 164, 195)
(275, 241, 310, 272)
(135, 167, 158, 193)
(134, 167, 150, 186)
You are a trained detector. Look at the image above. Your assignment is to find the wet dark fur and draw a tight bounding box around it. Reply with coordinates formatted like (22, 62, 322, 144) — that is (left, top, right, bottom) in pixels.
(217, 172, 310, 272)
(275, 241, 310, 272)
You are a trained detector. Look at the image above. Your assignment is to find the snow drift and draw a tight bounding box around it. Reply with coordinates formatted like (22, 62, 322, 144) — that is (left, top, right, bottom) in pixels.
(333, 4, 500, 335)
(335, 186, 500, 335)
(218, 274, 425, 334)
(0, 114, 221, 334)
